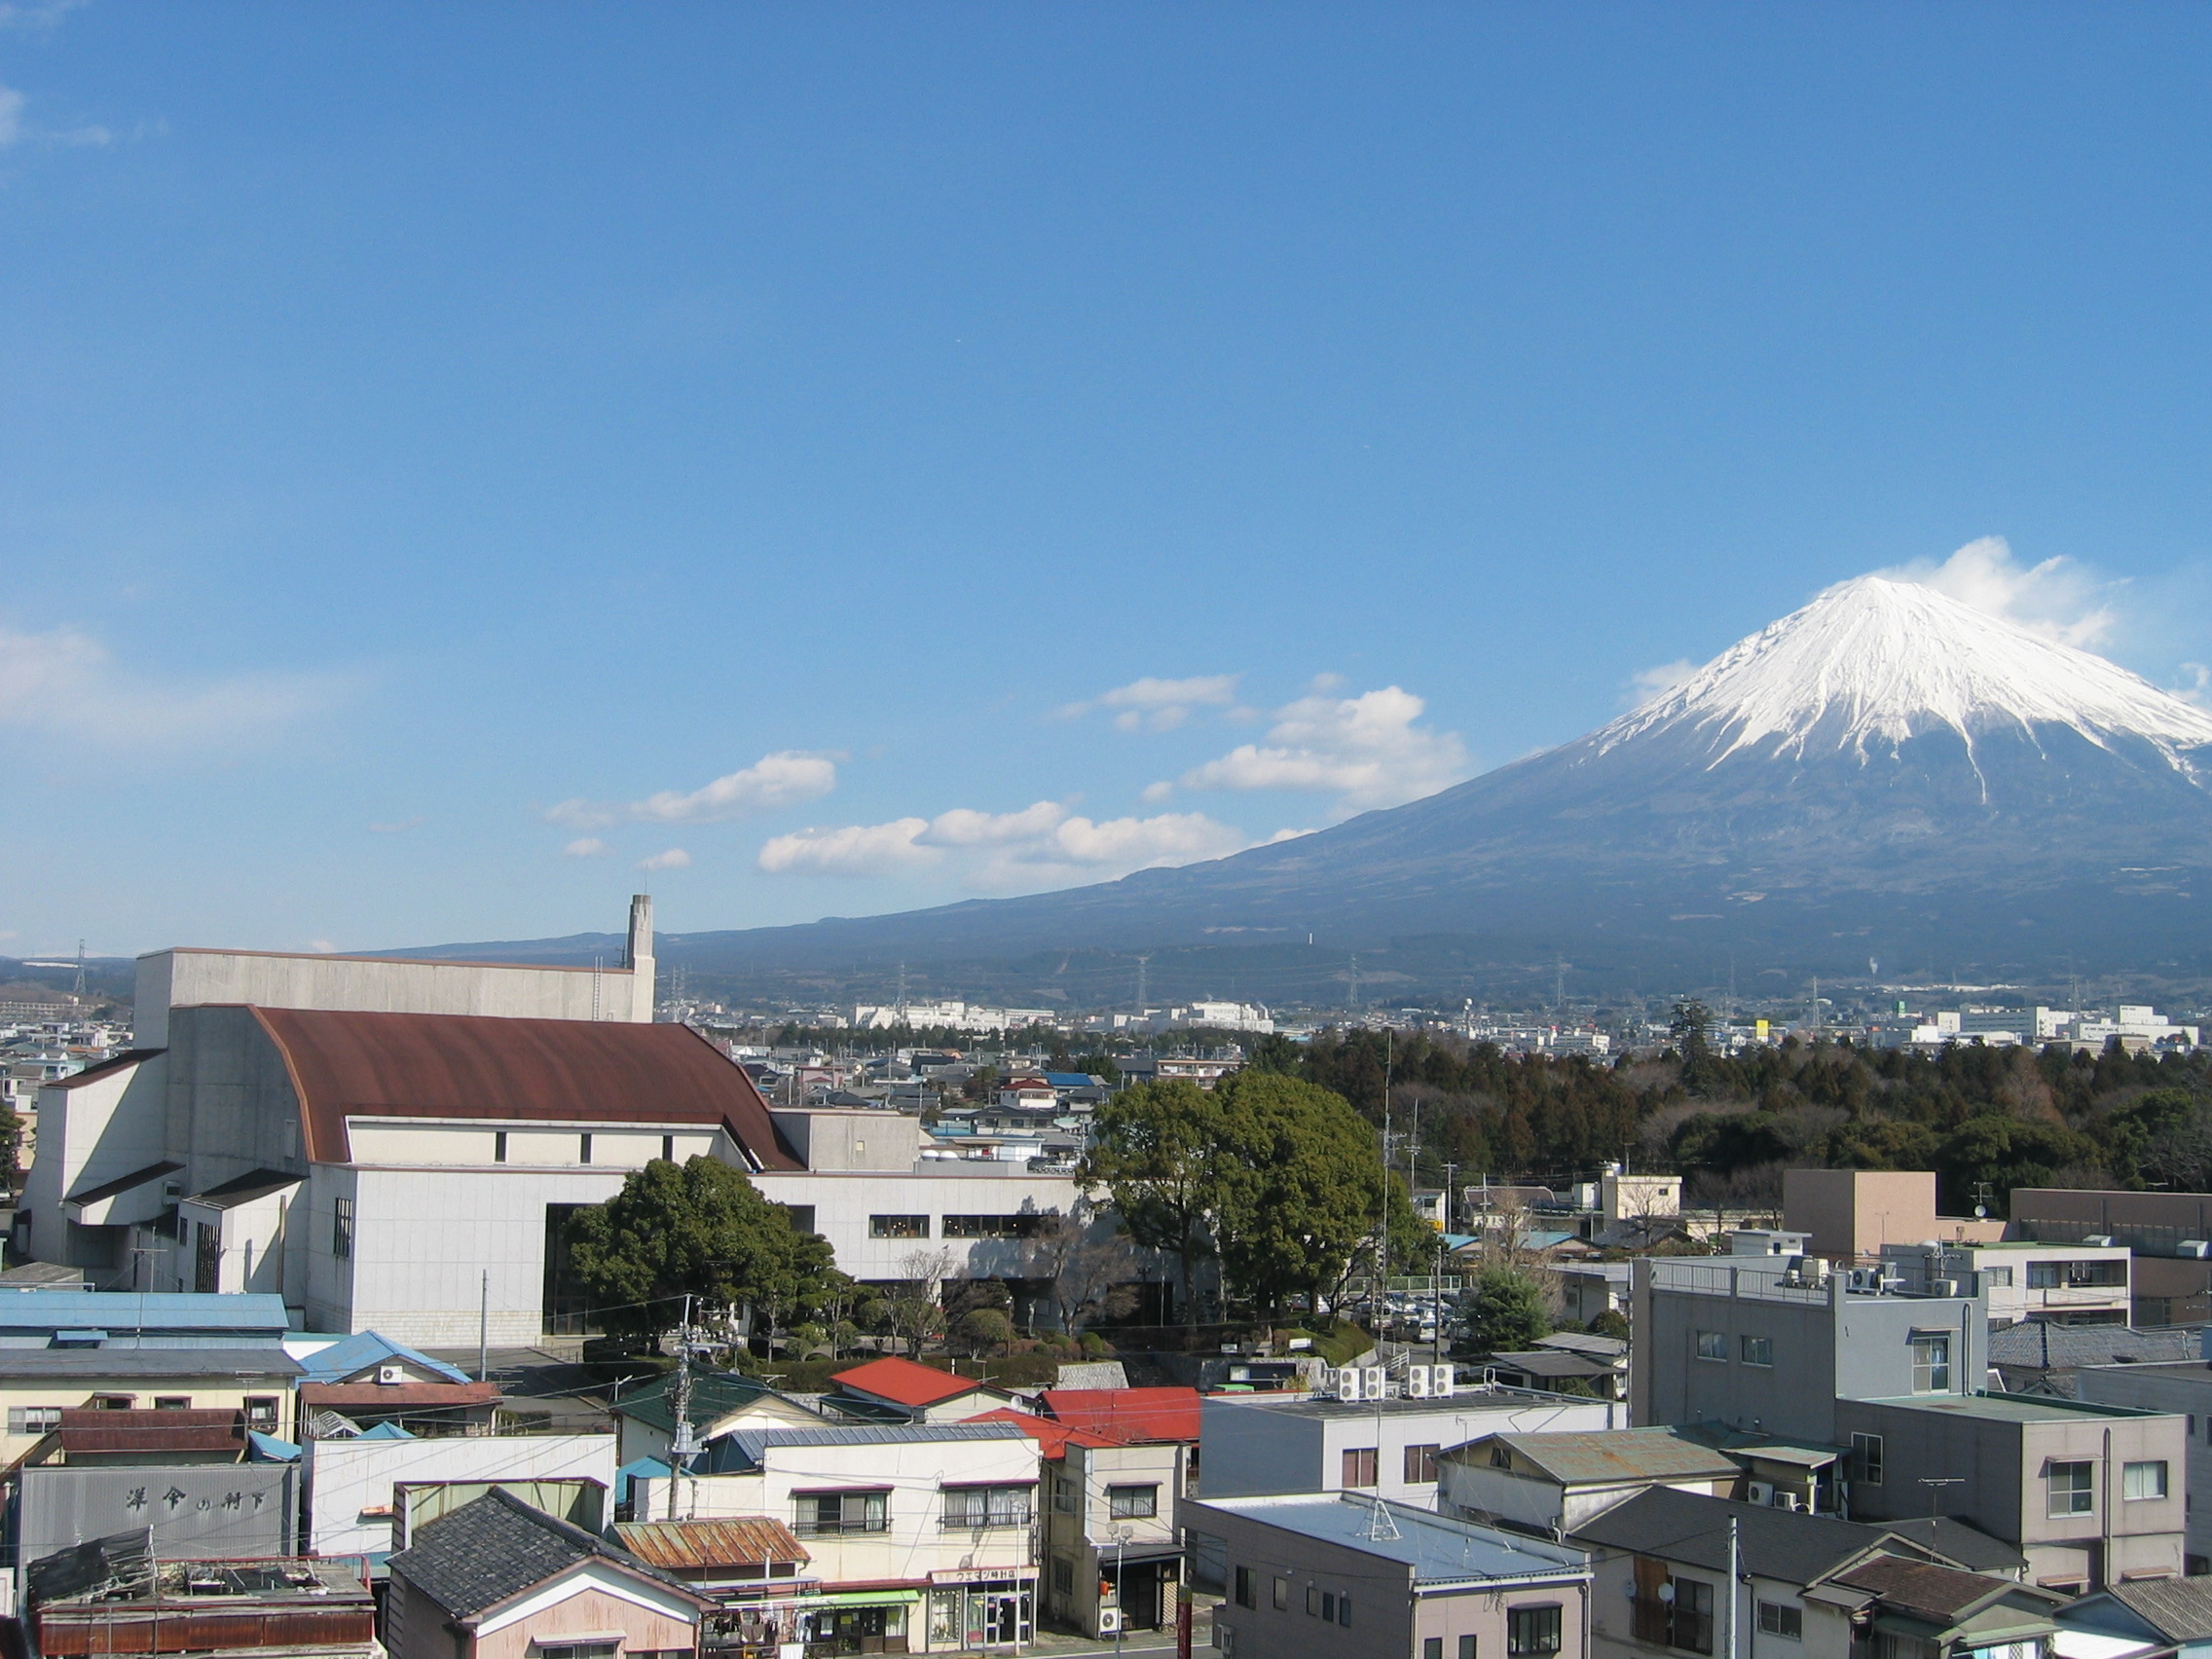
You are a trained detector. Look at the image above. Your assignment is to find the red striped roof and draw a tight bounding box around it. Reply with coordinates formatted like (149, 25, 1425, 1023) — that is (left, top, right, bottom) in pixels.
(829, 1356, 1007, 1410)
(1035, 1386, 1201, 1444)
(966, 1407, 1123, 1459)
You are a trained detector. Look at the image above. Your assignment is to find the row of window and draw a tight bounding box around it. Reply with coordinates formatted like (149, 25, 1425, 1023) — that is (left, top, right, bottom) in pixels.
(1340, 1444, 1442, 1487)
(1231, 1567, 1560, 1656)
(8, 1398, 280, 1433)
(1047, 1475, 1160, 1518)
(792, 1484, 1037, 1536)
(866, 1214, 1047, 1239)
(1693, 1331, 1953, 1391)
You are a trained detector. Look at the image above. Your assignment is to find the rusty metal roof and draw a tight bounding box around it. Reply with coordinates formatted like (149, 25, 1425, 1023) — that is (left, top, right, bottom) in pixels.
(247, 1007, 801, 1168)
(611, 1517, 809, 1569)
(55, 1408, 244, 1456)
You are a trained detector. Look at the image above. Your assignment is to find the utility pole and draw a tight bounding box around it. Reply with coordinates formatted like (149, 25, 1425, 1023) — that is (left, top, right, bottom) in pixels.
(478, 1270, 490, 1382)
(1724, 1513, 1740, 1659)
(667, 1293, 696, 1522)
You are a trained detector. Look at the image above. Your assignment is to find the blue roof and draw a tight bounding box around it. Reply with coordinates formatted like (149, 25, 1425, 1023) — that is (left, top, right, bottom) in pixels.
(0, 1291, 290, 1348)
(357, 1420, 416, 1440)
(247, 1430, 301, 1461)
(295, 1330, 471, 1385)
(1044, 1073, 1096, 1088)
(1195, 1493, 1588, 1586)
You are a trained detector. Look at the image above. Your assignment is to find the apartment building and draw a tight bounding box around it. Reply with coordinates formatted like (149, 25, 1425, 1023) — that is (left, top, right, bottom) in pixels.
(2009, 1188, 2212, 1326)
(2072, 1355, 2212, 1573)
(1882, 1240, 2132, 1327)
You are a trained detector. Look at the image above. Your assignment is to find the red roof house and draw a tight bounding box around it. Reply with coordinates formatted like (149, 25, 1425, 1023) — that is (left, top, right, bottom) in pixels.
(827, 1356, 1017, 1422)
(966, 1407, 1123, 1460)
(1034, 1387, 1202, 1445)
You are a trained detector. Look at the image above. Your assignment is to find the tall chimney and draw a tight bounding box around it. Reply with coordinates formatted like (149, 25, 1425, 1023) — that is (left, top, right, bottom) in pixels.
(626, 894, 655, 1021)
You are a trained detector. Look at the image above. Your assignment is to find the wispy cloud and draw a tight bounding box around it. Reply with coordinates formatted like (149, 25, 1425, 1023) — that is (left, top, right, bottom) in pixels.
(1881, 536, 2120, 648)
(561, 837, 608, 858)
(0, 621, 349, 752)
(1168, 680, 1470, 814)
(638, 847, 691, 872)
(1058, 673, 1239, 732)
(1623, 658, 1699, 708)
(548, 751, 838, 830)
(759, 799, 1256, 888)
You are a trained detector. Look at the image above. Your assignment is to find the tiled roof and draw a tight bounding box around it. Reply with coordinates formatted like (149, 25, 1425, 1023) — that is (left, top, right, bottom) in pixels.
(1573, 1489, 1907, 1587)
(966, 1407, 1123, 1458)
(830, 1356, 1002, 1409)
(1831, 1555, 2024, 1623)
(247, 1007, 800, 1168)
(1987, 1322, 2200, 1371)
(1037, 1387, 1201, 1443)
(2105, 1575, 2212, 1641)
(612, 1517, 809, 1570)
(388, 1488, 708, 1621)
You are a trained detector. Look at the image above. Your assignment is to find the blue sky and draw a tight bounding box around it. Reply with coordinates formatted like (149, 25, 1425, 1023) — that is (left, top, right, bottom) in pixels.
(7, 2, 2212, 957)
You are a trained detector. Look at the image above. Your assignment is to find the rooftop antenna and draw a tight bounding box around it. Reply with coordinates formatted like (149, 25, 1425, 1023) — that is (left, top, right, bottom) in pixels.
(73, 940, 86, 999)
(591, 955, 604, 1022)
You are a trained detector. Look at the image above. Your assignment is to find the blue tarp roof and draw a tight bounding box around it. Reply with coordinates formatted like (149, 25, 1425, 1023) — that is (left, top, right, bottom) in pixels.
(247, 1431, 301, 1461)
(357, 1420, 415, 1440)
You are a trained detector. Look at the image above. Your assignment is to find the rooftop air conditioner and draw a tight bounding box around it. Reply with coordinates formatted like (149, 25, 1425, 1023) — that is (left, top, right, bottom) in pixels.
(377, 1364, 406, 1385)
(1362, 1366, 1387, 1401)
(1407, 1367, 1432, 1398)
(1929, 1279, 1961, 1298)
(1432, 1364, 1457, 1398)
(1747, 1481, 1775, 1506)
(1336, 1367, 1364, 1402)
(1777, 1493, 1803, 1511)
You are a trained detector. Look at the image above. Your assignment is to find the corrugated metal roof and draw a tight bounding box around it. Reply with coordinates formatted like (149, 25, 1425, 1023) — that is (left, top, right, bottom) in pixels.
(55, 1407, 244, 1456)
(1470, 1427, 1741, 1484)
(248, 1006, 801, 1168)
(612, 1517, 809, 1569)
(1038, 1387, 1202, 1444)
(0, 1291, 291, 1337)
(726, 1422, 1028, 1462)
(2105, 1575, 2212, 1641)
(0, 1347, 301, 1378)
(830, 1356, 1000, 1408)
(301, 1382, 500, 1410)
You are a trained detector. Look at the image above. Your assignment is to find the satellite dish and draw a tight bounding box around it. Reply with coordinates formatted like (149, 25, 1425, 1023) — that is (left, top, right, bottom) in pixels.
(1974, 1206, 1988, 1219)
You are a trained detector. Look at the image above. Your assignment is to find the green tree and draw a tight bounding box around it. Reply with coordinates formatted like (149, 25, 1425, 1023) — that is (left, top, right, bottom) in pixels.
(565, 1157, 844, 1345)
(1080, 1080, 1225, 1329)
(1211, 1071, 1383, 1319)
(1935, 1116, 2104, 1214)
(1456, 1266, 1551, 1357)
(1670, 1000, 1715, 1093)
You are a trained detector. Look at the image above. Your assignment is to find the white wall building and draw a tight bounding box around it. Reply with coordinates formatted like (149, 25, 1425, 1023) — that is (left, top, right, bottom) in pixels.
(305, 1430, 617, 1565)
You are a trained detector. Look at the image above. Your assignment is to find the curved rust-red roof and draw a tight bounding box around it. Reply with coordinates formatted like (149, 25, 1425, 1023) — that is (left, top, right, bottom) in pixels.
(247, 1007, 801, 1169)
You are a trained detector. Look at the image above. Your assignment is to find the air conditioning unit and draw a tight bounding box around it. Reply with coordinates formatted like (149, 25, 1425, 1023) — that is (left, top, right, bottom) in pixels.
(377, 1364, 406, 1385)
(1097, 1609, 1123, 1636)
(1776, 1492, 1803, 1511)
(1407, 1367, 1432, 1398)
(1362, 1366, 1386, 1400)
(1432, 1364, 1456, 1398)
(1747, 1481, 1774, 1506)
(1336, 1367, 1365, 1402)
(2178, 1240, 2210, 1259)
(1929, 1279, 1961, 1298)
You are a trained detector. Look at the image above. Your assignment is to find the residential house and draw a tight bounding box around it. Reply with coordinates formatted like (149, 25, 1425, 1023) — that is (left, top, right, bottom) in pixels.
(296, 1329, 502, 1436)
(1631, 1254, 1988, 1445)
(2001, 1188, 2212, 1326)
(1036, 1385, 1201, 1465)
(1573, 1488, 2050, 1659)
(1484, 1343, 1626, 1398)
(610, 1517, 813, 1650)
(1833, 1391, 2188, 1590)
(1559, 1262, 1633, 1326)
(1883, 1241, 2133, 1328)
(2056, 1576, 2212, 1659)
(1989, 1323, 2201, 1398)
(974, 1407, 1183, 1641)
(0, 1345, 300, 1466)
(623, 1420, 1044, 1651)
(611, 1368, 823, 1465)
(1437, 1427, 1744, 1537)
(825, 1355, 1019, 1423)
(2076, 1354, 2212, 1571)
(1198, 1386, 1622, 1525)
(1188, 1490, 1591, 1659)
(384, 1487, 714, 1659)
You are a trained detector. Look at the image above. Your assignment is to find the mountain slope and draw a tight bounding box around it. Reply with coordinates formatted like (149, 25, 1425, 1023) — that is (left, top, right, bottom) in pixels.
(423, 576, 2212, 985)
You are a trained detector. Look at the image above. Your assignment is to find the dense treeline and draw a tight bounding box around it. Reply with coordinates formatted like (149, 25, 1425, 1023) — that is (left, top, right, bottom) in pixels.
(1253, 1021, 2212, 1216)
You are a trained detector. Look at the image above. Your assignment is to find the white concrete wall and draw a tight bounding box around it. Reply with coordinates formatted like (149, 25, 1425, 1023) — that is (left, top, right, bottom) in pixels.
(754, 1167, 1083, 1282)
(305, 1431, 617, 1559)
(136, 947, 646, 1047)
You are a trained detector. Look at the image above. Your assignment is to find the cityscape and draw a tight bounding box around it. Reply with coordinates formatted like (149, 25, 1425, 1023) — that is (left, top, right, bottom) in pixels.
(9, 8, 2212, 1659)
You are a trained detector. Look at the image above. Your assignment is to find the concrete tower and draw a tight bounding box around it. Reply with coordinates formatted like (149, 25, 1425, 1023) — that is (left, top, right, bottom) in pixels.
(625, 893, 655, 1021)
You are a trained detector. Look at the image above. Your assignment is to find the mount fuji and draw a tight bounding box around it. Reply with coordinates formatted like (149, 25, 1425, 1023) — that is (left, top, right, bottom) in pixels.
(436, 575, 2212, 992)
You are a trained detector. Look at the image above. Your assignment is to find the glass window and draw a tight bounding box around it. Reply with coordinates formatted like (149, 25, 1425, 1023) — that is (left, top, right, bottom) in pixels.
(1340, 1595, 1352, 1627)
(1272, 1577, 1289, 1610)
(1051, 1557, 1074, 1597)
(1852, 1431, 1884, 1486)
(1052, 1475, 1077, 1513)
(1428, 1641, 1445, 1659)
(1759, 1602, 1803, 1640)
(796, 1489, 889, 1534)
(1641, 1580, 1714, 1654)
(1982, 1266, 2012, 1286)
(2124, 1460, 2169, 1500)
(942, 1215, 1043, 1238)
(1509, 1604, 1565, 1657)
(1234, 1567, 1255, 1609)
(1342, 1447, 1378, 1488)
(1109, 1484, 1159, 1519)
(153, 1396, 190, 1410)
(1696, 1330, 1727, 1361)
(1910, 1335, 1951, 1392)
(1461, 1638, 1478, 1659)
(7, 1406, 60, 1433)
(1322, 1592, 1337, 1622)
(332, 1196, 353, 1259)
(2047, 1460, 2095, 1516)
(941, 1484, 1033, 1530)
(869, 1214, 931, 1238)
(1307, 1585, 1319, 1616)
(1741, 1335, 1772, 1367)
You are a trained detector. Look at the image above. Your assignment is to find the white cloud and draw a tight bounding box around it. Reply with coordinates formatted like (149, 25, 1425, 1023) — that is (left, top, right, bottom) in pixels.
(1881, 535, 2120, 647)
(1624, 658, 1699, 708)
(0, 620, 345, 751)
(638, 847, 691, 872)
(549, 751, 838, 830)
(561, 837, 608, 858)
(1175, 682, 1470, 813)
(1059, 673, 1239, 733)
(759, 799, 1257, 888)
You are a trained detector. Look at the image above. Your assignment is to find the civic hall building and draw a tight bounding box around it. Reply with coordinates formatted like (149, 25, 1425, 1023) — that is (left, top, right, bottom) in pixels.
(15, 899, 1089, 1345)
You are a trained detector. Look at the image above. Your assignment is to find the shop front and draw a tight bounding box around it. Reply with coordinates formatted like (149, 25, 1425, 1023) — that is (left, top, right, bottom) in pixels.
(706, 1588, 921, 1657)
(927, 1568, 1037, 1651)
(1101, 1549, 1181, 1634)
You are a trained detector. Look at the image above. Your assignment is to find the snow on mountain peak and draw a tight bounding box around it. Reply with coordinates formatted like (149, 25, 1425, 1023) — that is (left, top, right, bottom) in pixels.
(1600, 572, 2212, 762)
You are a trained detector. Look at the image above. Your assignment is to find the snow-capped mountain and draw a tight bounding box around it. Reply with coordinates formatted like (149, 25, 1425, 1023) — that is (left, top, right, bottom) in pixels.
(429, 574, 2212, 987)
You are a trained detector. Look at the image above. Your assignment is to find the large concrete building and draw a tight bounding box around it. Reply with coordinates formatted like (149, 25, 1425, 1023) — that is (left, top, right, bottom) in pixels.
(16, 901, 1086, 1344)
